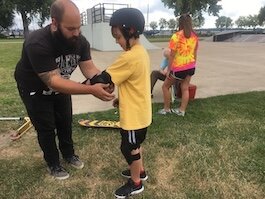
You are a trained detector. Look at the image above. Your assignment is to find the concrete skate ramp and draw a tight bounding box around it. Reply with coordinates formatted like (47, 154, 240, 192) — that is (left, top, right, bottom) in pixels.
(232, 34, 265, 42)
(213, 30, 241, 42)
(81, 23, 159, 51)
(212, 29, 265, 42)
(80, 3, 158, 51)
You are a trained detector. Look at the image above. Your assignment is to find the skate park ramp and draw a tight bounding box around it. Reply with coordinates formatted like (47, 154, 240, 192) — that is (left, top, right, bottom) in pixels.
(231, 34, 265, 42)
(80, 3, 158, 51)
(212, 30, 265, 42)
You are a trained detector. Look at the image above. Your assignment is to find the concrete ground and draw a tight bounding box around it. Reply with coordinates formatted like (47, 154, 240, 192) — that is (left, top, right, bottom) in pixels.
(71, 41, 265, 114)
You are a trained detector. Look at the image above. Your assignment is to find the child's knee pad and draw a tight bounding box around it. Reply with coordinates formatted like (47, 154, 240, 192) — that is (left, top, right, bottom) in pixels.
(120, 142, 141, 165)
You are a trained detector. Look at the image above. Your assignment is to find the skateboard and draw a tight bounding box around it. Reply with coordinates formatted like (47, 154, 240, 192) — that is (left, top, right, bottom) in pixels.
(78, 119, 121, 129)
(0, 117, 33, 140)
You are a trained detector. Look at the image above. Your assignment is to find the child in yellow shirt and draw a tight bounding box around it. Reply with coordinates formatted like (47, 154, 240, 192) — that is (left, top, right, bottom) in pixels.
(105, 7, 152, 199)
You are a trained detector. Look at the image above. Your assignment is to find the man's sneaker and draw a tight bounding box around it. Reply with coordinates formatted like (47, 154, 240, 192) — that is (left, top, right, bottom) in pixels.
(65, 155, 84, 169)
(121, 169, 148, 181)
(172, 108, 185, 116)
(157, 109, 172, 115)
(114, 179, 144, 199)
(47, 165, 69, 180)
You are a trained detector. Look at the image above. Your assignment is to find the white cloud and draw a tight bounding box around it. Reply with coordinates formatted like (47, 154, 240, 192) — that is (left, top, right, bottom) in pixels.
(203, 0, 265, 28)
(220, 0, 264, 18)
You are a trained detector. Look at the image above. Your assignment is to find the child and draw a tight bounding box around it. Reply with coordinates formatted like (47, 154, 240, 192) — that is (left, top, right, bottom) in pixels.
(150, 48, 170, 97)
(158, 14, 198, 116)
(105, 7, 152, 199)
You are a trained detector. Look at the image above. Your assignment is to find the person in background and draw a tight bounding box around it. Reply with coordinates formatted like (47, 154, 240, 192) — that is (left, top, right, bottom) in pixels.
(151, 47, 180, 99)
(105, 8, 152, 198)
(150, 48, 170, 98)
(14, 0, 114, 180)
(158, 14, 198, 116)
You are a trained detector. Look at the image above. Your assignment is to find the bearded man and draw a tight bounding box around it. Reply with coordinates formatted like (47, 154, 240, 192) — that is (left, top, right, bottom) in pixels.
(14, 0, 114, 180)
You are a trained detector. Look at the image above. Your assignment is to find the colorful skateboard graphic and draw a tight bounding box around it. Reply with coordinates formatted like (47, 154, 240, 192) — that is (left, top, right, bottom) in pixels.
(78, 119, 120, 129)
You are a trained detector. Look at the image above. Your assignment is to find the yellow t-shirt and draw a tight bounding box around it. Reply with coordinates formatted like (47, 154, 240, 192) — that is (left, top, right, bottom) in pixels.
(106, 44, 152, 130)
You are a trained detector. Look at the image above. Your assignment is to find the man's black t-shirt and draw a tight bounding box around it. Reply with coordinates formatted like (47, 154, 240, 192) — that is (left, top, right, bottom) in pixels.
(14, 25, 91, 91)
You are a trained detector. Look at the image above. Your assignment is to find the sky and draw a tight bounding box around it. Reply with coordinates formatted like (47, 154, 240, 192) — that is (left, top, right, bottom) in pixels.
(72, 0, 265, 28)
(13, 0, 265, 30)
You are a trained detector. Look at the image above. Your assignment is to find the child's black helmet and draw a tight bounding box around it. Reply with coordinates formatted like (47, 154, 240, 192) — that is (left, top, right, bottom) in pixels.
(109, 8, 145, 35)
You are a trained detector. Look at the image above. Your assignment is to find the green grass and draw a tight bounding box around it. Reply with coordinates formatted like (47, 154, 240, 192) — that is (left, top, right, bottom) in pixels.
(0, 40, 26, 133)
(0, 39, 264, 199)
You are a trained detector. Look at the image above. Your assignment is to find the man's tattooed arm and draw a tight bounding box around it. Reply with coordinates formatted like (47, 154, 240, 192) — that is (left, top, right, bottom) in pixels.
(38, 69, 61, 87)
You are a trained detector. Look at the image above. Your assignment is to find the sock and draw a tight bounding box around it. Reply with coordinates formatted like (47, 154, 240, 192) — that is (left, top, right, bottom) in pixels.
(133, 180, 141, 187)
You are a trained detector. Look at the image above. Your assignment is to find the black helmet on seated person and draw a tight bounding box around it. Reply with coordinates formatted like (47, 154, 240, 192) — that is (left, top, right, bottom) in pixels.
(109, 7, 145, 35)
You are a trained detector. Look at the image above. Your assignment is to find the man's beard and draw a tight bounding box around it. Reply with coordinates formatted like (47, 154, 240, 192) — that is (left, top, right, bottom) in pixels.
(54, 25, 80, 48)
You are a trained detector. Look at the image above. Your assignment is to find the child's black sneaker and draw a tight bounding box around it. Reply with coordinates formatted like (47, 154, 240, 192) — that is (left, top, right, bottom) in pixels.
(47, 165, 69, 180)
(121, 169, 148, 181)
(114, 179, 144, 199)
(65, 154, 84, 169)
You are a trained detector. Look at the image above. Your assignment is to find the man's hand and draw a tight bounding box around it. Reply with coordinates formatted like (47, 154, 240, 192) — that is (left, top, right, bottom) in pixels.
(82, 78, 115, 94)
(86, 70, 115, 95)
(90, 83, 115, 101)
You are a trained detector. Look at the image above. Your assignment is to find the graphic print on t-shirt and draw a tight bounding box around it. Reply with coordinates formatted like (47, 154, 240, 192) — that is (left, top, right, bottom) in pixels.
(56, 54, 81, 79)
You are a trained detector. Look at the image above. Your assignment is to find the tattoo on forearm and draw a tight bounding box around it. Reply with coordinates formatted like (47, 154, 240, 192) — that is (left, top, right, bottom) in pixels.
(38, 69, 60, 86)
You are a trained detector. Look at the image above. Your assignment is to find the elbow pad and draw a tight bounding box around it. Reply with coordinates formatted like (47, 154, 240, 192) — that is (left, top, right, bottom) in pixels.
(90, 71, 113, 85)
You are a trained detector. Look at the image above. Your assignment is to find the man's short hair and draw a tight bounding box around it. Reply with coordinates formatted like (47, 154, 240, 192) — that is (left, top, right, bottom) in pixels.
(50, 1, 65, 23)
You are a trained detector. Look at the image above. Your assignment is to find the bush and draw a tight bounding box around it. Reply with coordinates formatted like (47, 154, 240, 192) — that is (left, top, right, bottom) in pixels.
(0, 33, 7, 39)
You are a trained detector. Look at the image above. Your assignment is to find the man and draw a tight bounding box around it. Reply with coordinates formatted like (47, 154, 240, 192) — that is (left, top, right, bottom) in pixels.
(14, 0, 115, 180)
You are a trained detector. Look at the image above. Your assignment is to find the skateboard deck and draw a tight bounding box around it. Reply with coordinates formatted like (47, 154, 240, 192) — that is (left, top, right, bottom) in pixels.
(8, 117, 33, 140)
(78, 119, 121, 129)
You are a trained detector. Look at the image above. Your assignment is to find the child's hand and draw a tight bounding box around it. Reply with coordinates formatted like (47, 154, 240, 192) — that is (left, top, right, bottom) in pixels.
(166, 70, 171, 78)
(105, 83, 115, 94)
(160, 69, 167, 76)
(113, 98, 119, 107)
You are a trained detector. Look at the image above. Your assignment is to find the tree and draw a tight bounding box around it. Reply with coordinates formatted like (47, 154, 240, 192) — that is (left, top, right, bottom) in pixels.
(0, 0, 52, 37)
(235, 15, 259, 29)
(168, 18, 177, 31)
(0, 0, 15, 29)
(192, 13, 205, 28)
(161, 0, 222, 17)
(11, 0, 52, 38)
(161, 0, 221, 30)
(215, 16, 233, 29)
(159, 18, 168, 30)
(149, 21, 158, 30)
(235, 16, 247, 28)
(38, 0, 54, 28)
(258, 6, 265, 26)
(245, 15, 259, 29)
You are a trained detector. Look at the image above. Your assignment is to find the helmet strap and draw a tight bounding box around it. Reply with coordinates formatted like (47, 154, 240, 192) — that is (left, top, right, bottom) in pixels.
(125, 39, 131, 50)
(121, 27, 133, 50)
(121, 27, 140, 50)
